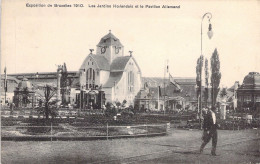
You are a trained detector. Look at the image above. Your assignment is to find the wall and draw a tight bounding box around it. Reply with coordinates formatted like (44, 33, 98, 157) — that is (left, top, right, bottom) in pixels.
(100, 71, 110, 85)
(113, 58, 142, 106)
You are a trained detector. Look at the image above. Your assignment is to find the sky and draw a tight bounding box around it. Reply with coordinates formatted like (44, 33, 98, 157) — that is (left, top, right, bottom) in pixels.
(1, 0, 260, 87)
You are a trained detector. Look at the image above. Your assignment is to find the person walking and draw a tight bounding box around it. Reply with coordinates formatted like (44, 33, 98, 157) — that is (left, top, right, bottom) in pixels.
(200, 107, 218, 156)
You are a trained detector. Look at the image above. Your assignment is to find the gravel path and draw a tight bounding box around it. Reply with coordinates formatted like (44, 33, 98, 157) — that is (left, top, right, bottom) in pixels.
(1, 129, 260, 164)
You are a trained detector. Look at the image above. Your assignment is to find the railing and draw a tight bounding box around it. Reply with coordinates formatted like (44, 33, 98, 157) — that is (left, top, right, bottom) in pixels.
(218, 119, 260, 130)
(1, 123, 170, 141)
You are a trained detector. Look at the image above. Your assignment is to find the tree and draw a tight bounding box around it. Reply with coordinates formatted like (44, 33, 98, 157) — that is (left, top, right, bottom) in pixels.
(211, 49, 221, 107)
(60, 63, 71, 105)
(196, 56, 204, 99)
(220, 87, 228, 98)
(196, 55, 204, 118)
(121, 100, 127, 108)
(204, 58, 209, 106)
(105, 102, 116, 117)
(21, 87, 31, 107)
(38, 85, 57, 119)
(115, 101, 121, 111)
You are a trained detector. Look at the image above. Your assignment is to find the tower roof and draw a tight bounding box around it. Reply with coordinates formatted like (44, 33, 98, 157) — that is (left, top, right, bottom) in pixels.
(242, 72, 260, 86)
(17, 77, 33, 91)
(239, 72, 260, 90)
(97, 31, 123, 47)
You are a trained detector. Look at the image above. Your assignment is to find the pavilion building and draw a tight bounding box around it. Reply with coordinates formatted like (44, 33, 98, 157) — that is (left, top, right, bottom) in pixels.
(237, 72, 260, 115)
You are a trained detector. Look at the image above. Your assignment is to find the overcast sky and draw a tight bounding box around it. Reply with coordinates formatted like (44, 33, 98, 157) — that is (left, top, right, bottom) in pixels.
(1, 0, 260, 87)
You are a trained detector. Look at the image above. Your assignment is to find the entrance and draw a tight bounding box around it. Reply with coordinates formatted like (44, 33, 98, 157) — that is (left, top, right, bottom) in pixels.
(79, 90, 105, 110)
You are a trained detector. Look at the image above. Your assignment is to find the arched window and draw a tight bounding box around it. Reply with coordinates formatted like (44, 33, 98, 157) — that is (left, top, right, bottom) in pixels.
(86, 68, 96, 89)
(128, 71, 134, 92)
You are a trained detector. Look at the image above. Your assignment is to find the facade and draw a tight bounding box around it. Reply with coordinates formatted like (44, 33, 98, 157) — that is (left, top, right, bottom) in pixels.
(237, 72, 260, 115)
(78, 31, 142, 108)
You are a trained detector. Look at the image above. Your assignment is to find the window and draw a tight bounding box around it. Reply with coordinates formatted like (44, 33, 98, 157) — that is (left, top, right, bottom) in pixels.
(86, 68, 96, 89)
(128, 71, 134, 92)
(244, 95, 251, 102)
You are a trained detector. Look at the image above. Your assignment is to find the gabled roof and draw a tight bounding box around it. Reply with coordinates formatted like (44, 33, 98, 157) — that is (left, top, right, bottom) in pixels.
(110, 56, 131, 72)
(97, 32, 123, 47)
(103, 72, 123, 88)
(80, 54, 110, 71)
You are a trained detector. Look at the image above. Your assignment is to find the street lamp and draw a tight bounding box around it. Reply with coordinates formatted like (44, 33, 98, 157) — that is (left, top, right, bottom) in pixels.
(199, 12, 213, 126)
(201, 13, 213, 54)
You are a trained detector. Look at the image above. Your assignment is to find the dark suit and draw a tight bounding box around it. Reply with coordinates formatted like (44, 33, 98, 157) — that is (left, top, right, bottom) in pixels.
(200, 110, 218, 155)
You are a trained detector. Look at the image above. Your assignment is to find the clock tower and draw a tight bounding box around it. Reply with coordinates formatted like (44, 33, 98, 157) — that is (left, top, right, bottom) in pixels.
(96, 30, 124, 64)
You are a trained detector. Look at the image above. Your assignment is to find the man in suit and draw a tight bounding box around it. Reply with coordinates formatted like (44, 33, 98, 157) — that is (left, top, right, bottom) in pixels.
(200, 107, 218, 156)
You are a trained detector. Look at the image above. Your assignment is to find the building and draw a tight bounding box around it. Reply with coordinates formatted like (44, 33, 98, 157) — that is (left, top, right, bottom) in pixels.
(13, 78, 35, 108)
(78, 31, 142, 108)
(135, 77, 197, 111)
(2, 31, 206, 111)
(237, 72, 260, 115)
(1, 76, 20, 105)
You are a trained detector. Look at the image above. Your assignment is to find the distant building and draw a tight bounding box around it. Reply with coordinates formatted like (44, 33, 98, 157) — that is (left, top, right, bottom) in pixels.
(13, 78, 35, 108)
(4, 31, 143, 109)
(78, 31, 142, 108)
(237, 72, 260, 115)
(135, 77, 197, 111)
(0, 76, 20, 104)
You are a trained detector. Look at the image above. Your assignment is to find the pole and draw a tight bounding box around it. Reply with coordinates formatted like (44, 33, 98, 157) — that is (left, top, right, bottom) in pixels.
(51, 122, 53, 141)
(164, 61, 166, 115)
(158, 86, 160, 111)
(4, 66, 7, 105)
(200, 60, 202, 129)
(106, 122, 108, 140)
(199, 12, 212, 129)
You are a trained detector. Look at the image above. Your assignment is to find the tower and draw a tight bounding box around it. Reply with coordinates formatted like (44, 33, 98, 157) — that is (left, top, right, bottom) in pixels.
(96, 30, 124, 64)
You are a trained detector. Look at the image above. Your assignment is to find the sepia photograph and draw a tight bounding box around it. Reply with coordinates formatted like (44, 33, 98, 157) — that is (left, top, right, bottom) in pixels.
(1, 0, 260, 163)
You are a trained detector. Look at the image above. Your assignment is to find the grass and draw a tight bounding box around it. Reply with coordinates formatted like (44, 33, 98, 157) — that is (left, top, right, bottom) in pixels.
(1, 114, 169, 138)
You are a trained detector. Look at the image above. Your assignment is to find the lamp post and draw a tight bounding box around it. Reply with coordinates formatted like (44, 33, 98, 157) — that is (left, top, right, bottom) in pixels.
(199, 12, 213, 126)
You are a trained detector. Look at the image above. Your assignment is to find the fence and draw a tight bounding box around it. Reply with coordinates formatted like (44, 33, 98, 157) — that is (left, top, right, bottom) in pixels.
(218, 119, 260, 130)
(1, 123, 169, 141)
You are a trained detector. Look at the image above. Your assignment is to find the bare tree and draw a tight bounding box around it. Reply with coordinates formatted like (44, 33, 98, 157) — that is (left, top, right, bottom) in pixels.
(38, 85, 57, 119)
